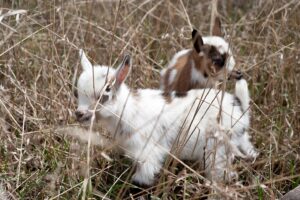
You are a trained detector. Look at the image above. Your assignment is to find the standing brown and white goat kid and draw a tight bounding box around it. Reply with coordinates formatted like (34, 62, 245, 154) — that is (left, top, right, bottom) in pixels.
(161, 18, 238, 96)
(75, 50, 257, 186)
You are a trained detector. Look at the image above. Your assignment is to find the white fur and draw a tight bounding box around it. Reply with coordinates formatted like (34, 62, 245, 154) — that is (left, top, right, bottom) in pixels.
(159, 68, 166, 90)
(168, 68, 178, 86)
(235, 79, 250, 112)
(75, 51, 257, 186)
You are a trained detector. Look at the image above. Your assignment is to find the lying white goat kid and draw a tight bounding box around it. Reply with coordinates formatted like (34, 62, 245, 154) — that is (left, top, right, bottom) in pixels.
(75, 50, 258, 186)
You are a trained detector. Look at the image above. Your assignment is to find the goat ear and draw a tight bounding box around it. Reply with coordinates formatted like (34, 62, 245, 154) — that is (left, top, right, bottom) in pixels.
(192, 29, 203, 53)
(79, 49, 93, 71)
(114, 54, 131, 88)
(212, 16, 222, 37)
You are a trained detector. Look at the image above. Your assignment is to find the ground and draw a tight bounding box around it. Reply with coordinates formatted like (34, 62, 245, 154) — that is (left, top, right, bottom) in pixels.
(0, 0, 299, 199)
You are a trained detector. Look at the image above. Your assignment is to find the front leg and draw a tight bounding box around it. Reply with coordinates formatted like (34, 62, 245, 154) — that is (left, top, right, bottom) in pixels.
(132, 158, 162, 186)
(204, 137, 237, 183)
(63, 127, 111, 148)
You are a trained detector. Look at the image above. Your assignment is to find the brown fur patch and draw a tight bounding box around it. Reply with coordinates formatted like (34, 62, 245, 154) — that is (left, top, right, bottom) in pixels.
(194, 45, 227, 78)
(162, 93, 172, 103)
(191, 50, 207, 74)
(162, 48, 215, 96)
(163, 51, 190, 96)
(173, 53, 189, 71)
(161, 37, 228, 97)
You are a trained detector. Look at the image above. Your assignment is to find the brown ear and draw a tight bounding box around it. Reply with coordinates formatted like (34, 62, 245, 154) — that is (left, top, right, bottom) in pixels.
(114, 54, 131, 88)
(212, 16, 222, 37)
(192, 29, 204, 53)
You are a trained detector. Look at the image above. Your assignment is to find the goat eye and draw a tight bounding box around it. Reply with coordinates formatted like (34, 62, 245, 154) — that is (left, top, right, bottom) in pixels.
(213, 58, 224, 66)
(105, 85, 111, 92)
(95, 94, 100, 100)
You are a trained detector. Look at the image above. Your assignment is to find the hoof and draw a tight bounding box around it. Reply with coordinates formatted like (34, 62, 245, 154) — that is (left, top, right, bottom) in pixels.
(129, 181, 152, 199)
(235, 70, 243, 80)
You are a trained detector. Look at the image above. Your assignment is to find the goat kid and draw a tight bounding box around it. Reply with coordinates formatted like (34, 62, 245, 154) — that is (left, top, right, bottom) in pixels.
(161, 17, 240, 96)
(75, 50, 258, 186)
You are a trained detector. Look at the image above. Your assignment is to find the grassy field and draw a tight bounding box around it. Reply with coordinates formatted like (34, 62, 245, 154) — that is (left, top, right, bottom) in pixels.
(0, 0, 299, 199)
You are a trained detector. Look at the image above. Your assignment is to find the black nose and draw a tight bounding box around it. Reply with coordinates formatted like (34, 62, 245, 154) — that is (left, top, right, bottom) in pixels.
(75, 110, 84, 120)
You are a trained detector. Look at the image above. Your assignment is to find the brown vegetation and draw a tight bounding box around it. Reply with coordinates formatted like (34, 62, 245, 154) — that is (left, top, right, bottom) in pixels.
(0, 0, 299, 199)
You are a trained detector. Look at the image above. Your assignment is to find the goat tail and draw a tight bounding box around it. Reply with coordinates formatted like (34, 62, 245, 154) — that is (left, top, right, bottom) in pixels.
(235, 78, 250, 112)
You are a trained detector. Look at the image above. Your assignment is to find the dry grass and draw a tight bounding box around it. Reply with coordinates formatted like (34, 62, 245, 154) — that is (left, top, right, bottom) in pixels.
(0, 0, 299, 199)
